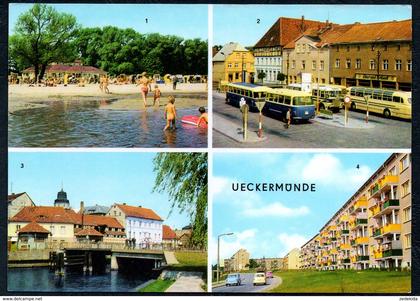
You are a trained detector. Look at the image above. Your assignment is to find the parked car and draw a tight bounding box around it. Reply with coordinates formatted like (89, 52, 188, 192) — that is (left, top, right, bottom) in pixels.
(265, 271, 273, 278)
(225, 273, 241, 286)
(253, 272, 266, 286)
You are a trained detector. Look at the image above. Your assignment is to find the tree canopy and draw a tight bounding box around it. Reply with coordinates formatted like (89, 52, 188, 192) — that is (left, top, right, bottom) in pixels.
(153, 153, 207, 248)
(9, 4, 79, 81)
(9, 4, 208, 78)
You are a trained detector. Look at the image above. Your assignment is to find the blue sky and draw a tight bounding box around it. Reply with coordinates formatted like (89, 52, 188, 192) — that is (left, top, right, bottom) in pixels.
(9, 4, 208, 40)
(214, 4, 411, 46)
(9, 152, 192, 229)
(212, 152, 393, 263)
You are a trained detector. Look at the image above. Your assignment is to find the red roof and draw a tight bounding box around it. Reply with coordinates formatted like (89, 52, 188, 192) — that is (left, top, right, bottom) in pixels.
(116, 204, 163, 221)
(18, 222, 50, 234)
(8, 192, 26, 202)
(10, 206, 79, 224)
(75, 228, 104, 237)
(163, 225, 177, 240)
(254, 17, 325, 49)
(10, 206, 123, 229)
(22, 64, 106, 74)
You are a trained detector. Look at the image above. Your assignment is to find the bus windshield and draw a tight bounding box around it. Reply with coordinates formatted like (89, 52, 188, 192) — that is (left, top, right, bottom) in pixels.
(294, 96, 313, 106)
(408, 98, 412, 104)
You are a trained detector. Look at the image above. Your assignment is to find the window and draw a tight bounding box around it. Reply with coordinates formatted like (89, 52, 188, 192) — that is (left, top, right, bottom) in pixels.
(382, 59, 389, 70)
(395, 59, 402, 71)
(292, 60, 295, 69)
(403, 207, 411, 223)
(355, 59, 361, 69)
(346, 59, 351, 69)
(404, 233, 411, 249)
(312, 60, 316, 70)
(401, 180, 410, 197)
(16, 225, 21, 232)
(384, 44, 388, 51)
(301, 60, 306, 69)
(320, 60, 324, 71)
(60, 226, 65, 235)
(407, 60, 412, 71)
(371, 44, 375, 51)
(336, 45, 339, 52)
(389, 166, 397, 175)
(50, 225, 55, 234)
(400, 155, 410, 171)
(369, 60, 375, 70)
(346, 45, 350, 52)
(335, 59, 340, 68)
(397, 44, 401, 51)
(234, 63, 238, 68)
(227, 63, 232, 68)
(357, 45, 360, 51)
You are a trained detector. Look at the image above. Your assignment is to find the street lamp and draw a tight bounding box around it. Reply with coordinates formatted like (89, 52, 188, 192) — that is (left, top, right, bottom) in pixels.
(217, 232, 234, 284)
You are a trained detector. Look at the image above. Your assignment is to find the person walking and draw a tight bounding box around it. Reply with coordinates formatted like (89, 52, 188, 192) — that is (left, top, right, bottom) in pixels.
(285, 108, 292, 129)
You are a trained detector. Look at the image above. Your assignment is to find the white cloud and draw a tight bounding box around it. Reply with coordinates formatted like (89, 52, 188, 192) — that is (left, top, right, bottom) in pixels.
(277, 233, 308, 257)
(211, 176, 231, 196)
(242, 202, 309, 217)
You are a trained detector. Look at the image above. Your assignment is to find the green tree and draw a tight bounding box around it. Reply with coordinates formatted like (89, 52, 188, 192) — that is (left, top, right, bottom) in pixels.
(257, 70, 266, 85)
(9, 4, 79, 81)
(249, 259, 260, 269)
(153, 153, 207, 248)
(277, 72, 286, 82)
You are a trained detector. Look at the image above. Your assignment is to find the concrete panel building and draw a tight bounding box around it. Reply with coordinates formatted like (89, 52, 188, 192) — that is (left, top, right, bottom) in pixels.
(284, 248, 301, 269)
(225, 249, 250, 272)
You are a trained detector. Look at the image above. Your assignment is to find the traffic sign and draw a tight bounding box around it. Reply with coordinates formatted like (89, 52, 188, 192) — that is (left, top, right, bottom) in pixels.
(344, 96, 351, 103)
(255, 100, 266, 112)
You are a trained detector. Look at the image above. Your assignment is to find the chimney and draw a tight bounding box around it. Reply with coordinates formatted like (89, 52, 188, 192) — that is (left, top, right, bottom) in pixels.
(80, 201, 85, 214)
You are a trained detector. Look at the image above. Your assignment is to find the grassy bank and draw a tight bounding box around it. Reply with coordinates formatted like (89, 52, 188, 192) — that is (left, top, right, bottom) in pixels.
(138, 279, 175, 293)
(269, 270, 411, 293)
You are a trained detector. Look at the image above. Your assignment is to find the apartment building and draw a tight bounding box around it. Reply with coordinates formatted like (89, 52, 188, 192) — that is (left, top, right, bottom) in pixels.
(299, 153, 411, 270)
(253, 257, 284, 271)
(284, 248, 300, 269)
(224, 249, 250, 272)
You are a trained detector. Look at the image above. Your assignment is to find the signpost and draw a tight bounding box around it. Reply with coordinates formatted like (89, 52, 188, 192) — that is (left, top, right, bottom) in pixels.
(344, 96, 351, 127)
(255, 100, 266, 138)
(240, 97, 249, 141)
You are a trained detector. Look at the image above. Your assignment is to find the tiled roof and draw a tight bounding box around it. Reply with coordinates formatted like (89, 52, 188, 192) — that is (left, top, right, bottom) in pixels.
(18, 222, 50, 234)
(22, 64, 106, 74)
(116, 204, 163, 221)
(83, 205, 110, 215)
(8, 192, 26, 202)
(10, 206, 123, 229)
(10, 206, 79, 224)
(163, 225, 177, 240)
(75, 228, 104, 237)
(213, 42, 249, 62)
(329, 19, 412, 44)
(254, 17, 326, 49)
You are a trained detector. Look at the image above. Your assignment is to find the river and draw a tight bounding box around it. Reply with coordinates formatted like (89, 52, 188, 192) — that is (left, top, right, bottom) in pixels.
(8, 99, 207, 148)
(8, 266, 151, 292)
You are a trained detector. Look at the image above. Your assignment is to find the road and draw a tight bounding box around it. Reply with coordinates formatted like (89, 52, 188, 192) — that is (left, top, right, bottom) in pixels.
(213, 92, 411, 148)
(212, 273, 281, 293)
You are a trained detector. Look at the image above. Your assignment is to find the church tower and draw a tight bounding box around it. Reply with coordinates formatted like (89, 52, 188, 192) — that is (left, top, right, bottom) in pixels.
(54, 188, 70, 208)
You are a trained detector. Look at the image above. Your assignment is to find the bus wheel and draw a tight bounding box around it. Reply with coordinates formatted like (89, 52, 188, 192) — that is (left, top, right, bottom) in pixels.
(383, 109, 391, 118)
(350, 102, 356, 110)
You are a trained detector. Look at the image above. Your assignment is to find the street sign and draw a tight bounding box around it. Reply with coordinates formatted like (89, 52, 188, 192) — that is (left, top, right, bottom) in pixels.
(239, 97, 246, 107)
(255, 100, 266, 112)
(344, 96, 351, 104)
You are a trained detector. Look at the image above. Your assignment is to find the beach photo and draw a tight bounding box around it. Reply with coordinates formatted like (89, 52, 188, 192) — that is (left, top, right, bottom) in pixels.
(212, 5, 411, 148)
(211, 152, 411, 293)
(8, 4, 208, 148)
(7, 152, 208, 292)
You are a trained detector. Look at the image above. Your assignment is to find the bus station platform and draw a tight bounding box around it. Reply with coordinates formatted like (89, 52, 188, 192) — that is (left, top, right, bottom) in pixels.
(213, 114, 268, 143)
(314, 114, 375, 129)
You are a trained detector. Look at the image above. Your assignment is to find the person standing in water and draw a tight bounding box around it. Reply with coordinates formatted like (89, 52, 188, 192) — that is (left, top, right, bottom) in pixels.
(196, 107, 208, 127)
(137, 72, 150, 107)
(153, 85, 161, 107)
(164, 96, 177, 131)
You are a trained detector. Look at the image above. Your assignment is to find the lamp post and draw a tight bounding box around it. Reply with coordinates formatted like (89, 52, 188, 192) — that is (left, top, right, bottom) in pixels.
(217, 232, 234, 284)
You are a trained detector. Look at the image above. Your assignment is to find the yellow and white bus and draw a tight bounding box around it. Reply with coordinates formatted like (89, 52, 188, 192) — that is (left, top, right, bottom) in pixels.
(347, 87, 411, 120)
(225, 82, 272, 111)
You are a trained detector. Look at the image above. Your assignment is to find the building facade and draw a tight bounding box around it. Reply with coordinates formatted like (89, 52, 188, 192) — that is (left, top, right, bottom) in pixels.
(8, 192, 35, 219)
(299, 153, 411, 270)
(253, 257, 284, 271)
(225, 249, 250, 272)
(284, 248, 300, 269)
(213, 42, 255, 87)
(107, 204, 163, 246)
(54, 189, 70, 209)
(253, 17, 325, 85)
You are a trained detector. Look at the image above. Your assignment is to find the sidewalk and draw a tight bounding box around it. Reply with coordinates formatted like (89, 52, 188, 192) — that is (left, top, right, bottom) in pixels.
(213, 114, 267, 143)
(165, 275, 205, 292)
(163, 251, 179, 265)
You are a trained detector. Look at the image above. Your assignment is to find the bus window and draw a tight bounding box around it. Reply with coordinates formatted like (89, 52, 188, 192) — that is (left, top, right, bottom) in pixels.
(350, 88, 356, 96)
(364, 89, 373, 97)
(383, 92, 393, 101)
(355, 89, 364, 97)
(294, 96, 313, 106)
(393, 96, 403, 103)
(284, 96, 291, 105)
(372, 90, 382, 100)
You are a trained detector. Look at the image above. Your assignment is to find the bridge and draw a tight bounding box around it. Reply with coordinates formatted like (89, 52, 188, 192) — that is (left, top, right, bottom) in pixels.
(51, 242, 167, 275)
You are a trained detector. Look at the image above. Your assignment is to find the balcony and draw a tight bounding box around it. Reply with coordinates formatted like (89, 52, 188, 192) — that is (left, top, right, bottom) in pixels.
(355, 237, 369, 245)
(368, 204, 381, 218)
(372, 228, 382, 237)
(375, 224, 402, 237)
(378, 175, 399, 192)
(343, 258, 351, 264)
(383, 249, 403, 258)
(340, 229, 350, 235)
(340, 243, 351, 250)
(356, 219, 368, 226)
(357, 255, 370, 261)
(370, 184, 380, 198)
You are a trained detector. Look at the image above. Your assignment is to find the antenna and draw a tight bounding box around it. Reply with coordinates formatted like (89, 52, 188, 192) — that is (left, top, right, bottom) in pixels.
(10, 182, 13, 194)
(61, 180, 63, 190)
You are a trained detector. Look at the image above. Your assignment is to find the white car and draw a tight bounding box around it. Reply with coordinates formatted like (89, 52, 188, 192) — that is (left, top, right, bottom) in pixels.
(253, 272, 266, 286)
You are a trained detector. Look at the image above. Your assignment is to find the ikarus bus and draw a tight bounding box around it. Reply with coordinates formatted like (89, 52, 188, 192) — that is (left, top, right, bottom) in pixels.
(225, 82, 272, 111)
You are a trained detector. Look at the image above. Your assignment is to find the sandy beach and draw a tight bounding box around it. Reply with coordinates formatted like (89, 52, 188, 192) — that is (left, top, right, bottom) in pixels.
(8, 83, 207, 112)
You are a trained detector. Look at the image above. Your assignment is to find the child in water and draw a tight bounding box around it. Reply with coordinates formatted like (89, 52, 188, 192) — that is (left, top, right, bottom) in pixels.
(197, 107, 208, 127)
(153, 85, 161, 107)
(164, 96, 177, 131)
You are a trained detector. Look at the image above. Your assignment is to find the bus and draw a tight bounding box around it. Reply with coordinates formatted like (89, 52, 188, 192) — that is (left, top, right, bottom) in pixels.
(312, 84, 347, 112)
(347, 87, 411, 120)
(264, 88, 315, 121)
(225, 82, 271, 111)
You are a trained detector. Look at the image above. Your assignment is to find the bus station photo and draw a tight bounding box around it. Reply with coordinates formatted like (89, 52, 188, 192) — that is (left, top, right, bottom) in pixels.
(212, 6, 411, 148)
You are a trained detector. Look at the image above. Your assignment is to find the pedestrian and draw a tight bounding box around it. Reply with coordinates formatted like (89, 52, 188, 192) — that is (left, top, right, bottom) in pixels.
(164, 96, 177, 131)
(137, 72, 150, 107)
(153, 84, 161, 107)
(132, 238, 136, 249)
(285, 108, 292, 129)
(172, 76, 177, 90)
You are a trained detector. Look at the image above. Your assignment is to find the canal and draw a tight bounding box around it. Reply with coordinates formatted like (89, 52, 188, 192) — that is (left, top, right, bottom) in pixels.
(8, 98, 207, 148)
(8, 266, 151, 292)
